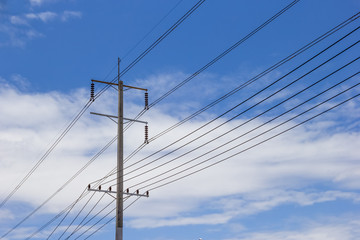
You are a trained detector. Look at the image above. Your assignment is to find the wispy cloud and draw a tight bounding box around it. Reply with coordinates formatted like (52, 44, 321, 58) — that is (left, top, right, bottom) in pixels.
(0, 23, 43, 47)
(1, 10, 82, 47)
(227, 217, 360, 240)
(128, 190, 360, 228)
(29, 0, 54, 7)
(61, 10, 82, 22)
(25, 11, 57, 23)
(10, 16, 29, 25)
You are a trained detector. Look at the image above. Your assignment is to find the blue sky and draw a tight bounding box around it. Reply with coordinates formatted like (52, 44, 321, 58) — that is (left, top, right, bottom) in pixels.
(1, 0, 360, 240)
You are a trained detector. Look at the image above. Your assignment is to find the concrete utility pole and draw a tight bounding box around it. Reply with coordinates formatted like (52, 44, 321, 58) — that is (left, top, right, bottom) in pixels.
(116, 57, 124, 240)
(88, 58, 150, 240)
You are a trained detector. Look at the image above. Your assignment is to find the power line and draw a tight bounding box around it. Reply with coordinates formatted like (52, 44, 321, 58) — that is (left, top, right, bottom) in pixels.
(63, 192, 107, 240)
(127, 70, 360, 190)
(93, 12, 360, 185)
(148, 0, 300, 108)
(121, 0, 185, 60)
(57, 191, 97, 240)
(25, 163, 116, 240)
(0, 0, 205, 214)
(101, 27, 359, 185)
(93, 0, 207, 100)
(147, 12, 360, 142)
(1, 135, 118, 239)
(80, 195, 141, 240)
(144, 86, 360, 192)
(73, 204, 116, 240)
(60, 191, 132, 239)
(46, 189, 87, 240)
(116, 0, 300, 138)
(0, 100, 92, 210)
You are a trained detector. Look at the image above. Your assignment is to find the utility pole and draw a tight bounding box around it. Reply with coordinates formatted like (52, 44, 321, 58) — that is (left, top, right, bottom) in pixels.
(116, 57, 124, 240)
(88, 58, 150, 240)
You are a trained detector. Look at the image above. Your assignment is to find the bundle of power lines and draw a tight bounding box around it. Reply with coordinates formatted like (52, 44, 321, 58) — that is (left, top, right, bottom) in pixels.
(1, 0, 359, 239)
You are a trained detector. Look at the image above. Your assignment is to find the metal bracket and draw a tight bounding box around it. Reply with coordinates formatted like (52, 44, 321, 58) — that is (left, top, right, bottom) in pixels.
(90, 112, 148, 124)
(91, 79, 148, 91)
(87, 186, 149, 198)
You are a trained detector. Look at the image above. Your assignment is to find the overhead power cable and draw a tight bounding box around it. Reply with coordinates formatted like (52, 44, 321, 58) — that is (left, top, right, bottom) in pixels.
(24, 157, 118, 240)
(147, 0, 300, 108)
(78, 195, 141, 240)
(143, 85, 360, 192)
(83, 216, 115, 240)
(93, 0, 207, 100)
(121, 0, 185, 60)
(45, 189, 88, 240)
(1, 136, 118, 240)
(94, 12, 360, 183)
(63, 192, 107, 240)
(101, 26, 358, 185)
(114, 0, 305, 176)
(0, 0, 204, 213)
(0, 100, 92, 210)
(121, 54, 360, 188)
(127, 68, 360, 190)
(117, 0, 300, 137)
(56, 191, 97, 240)
(73, 204, 116, 240)
(147, 13, 360, 142)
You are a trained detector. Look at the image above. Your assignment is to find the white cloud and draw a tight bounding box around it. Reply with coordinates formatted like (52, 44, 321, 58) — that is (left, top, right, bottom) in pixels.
(0, 72, 359, 233)
(25, 11, 57, 23)
(0, 23, 43, 47)
(227, 217, 360, 240)
(127, 190, 360, 228)
(61, 11, 82, 22)
(10, 74, 31, 90)
(10, 16, 28, 25)
(23, 11, 82, 23)
(2, 9, 81, 47)
(29, 0, 55, 7)
(130, 213, 232, 228)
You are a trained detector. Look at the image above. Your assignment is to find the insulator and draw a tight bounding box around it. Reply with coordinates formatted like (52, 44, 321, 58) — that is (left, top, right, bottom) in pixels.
(144, 125, 149, 144)
(136, 189, 139, 194)
(126, 188, 129, 193)
(144, 92, 148, 109)
(146, 191, 149, 197)
(88, 184, 91, 190)
(98, 185, 101, 190)
(90, 82, 95, 100)
(109, 186, 112, 191)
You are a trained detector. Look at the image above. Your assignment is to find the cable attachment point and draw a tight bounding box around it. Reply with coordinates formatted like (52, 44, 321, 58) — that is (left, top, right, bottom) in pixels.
(144, 125, 149, 144)
(145, 92, 149, 110)
(90, 82, 95, 101)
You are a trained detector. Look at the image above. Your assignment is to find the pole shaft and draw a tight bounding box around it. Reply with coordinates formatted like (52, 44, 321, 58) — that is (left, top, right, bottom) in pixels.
(116, 58, 123, 240)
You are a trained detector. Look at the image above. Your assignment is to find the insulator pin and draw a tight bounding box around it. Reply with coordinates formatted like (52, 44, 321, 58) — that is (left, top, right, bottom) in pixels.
(145, 125, 149, 144)
(145, 92, 149, 109)
(90, 82, 95, 100)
